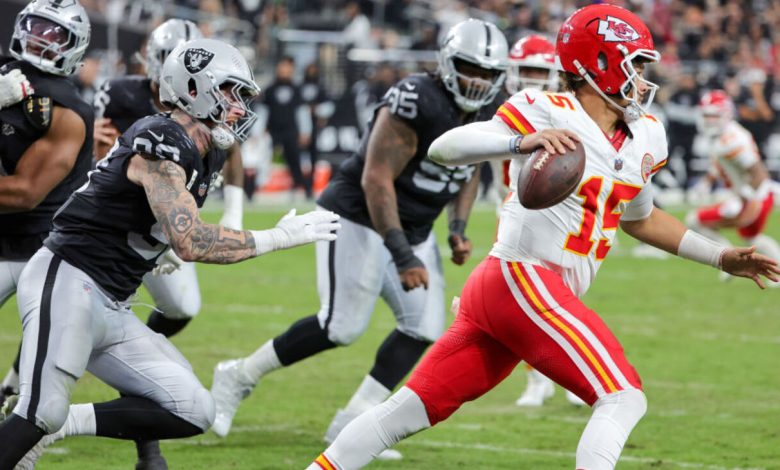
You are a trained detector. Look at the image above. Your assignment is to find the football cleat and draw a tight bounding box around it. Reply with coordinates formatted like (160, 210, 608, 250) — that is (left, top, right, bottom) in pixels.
(516, 374, 555, 407)
(324, 408, 403, 461)
(135, 440, 168, 470)
(210, 359, 255, 437)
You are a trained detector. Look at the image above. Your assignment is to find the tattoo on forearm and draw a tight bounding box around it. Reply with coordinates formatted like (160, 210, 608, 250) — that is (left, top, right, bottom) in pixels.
(169, 206, 194, 233)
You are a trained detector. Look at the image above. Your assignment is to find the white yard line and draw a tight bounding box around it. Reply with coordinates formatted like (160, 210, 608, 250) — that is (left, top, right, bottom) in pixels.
(405, 439, 765, 470)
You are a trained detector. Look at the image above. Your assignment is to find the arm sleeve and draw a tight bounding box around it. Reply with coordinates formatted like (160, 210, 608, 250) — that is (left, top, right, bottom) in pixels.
(428, 118, 516, 166)
(621, 183, 655, 221)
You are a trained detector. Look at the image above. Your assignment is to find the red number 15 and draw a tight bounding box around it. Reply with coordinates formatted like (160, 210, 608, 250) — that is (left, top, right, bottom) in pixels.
(564, 177, 642, 260)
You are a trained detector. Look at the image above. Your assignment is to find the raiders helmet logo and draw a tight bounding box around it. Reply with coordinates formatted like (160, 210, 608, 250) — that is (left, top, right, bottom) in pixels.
(597, 16, 640, 42)
(184, 48, 215, 74)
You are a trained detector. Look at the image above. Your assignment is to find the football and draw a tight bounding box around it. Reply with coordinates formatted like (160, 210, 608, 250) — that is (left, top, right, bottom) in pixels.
(516, 142, 586, 209)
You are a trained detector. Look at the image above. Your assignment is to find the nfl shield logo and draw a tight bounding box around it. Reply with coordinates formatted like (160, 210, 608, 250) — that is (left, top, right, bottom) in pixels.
(198, 182, 208, 197)
(614, 158, 624, 171)
(184, 48, 215, 74)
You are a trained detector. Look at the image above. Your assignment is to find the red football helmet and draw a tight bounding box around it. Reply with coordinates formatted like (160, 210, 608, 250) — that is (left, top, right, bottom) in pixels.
(697, 90, 735, 136)
(556, 4, 660, 121)
(506, 35, 558, 94)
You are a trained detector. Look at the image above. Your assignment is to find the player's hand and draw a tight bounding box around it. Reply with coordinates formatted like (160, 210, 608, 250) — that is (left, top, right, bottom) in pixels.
(274, 209, 341, 249)
(720, 246, 780, 289)
(448, 233, 472, 265)
(399, 263, 429, 291)
(0, 69, 33, 109)
(94, 118, 120, 145)
(518, 129, 579, 155)
(152, 249, 184, 276)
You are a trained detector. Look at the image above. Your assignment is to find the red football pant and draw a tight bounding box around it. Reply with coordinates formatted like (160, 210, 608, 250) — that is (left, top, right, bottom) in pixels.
(407, 256, 642, 425)
(697, 192, 774, 238)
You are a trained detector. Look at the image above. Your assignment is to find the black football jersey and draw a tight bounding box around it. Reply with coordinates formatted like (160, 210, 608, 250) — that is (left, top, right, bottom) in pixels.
(318, 73, 498, 244)
(94, 75, 158, 133)
(45, 114, 226, 301)
(0, 59, 94, 259)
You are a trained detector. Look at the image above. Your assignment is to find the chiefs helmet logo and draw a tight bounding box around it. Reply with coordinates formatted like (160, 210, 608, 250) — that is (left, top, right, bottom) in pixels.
(597, 16, 640, 42)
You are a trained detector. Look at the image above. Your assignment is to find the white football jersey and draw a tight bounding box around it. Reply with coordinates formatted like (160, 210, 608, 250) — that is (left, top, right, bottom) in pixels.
(698, 121, 761, 198)
(490, 88, 668, 296)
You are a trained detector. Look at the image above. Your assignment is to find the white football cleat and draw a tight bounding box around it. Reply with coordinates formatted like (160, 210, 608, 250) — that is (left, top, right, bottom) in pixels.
(324, 408, 403, 461)
(515, 377, 554, 407)
(565, 390, 587, 406)
(14, 425, 65, 470)
(210, 359, 255, 438)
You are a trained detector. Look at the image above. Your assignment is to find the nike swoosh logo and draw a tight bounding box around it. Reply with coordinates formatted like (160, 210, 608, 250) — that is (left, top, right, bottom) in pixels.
(525, 93, 535, 105)
(403, 82, 416, 91)
(149, 130, 164, 142)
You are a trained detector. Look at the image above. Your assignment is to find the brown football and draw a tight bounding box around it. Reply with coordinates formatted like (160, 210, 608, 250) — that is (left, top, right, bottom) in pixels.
(516, 142, 586, 209)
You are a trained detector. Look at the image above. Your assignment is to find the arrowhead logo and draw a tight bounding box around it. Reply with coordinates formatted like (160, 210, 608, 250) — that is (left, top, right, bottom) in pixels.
(184, 48, 215, 74)
(597, 16, 640, 42)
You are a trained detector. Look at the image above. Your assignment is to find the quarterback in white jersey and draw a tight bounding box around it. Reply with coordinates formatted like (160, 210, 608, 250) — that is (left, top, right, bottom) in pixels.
(307, 5, 779, 470)
(687, 90, 780, 269)
(493, 86, 667, 296)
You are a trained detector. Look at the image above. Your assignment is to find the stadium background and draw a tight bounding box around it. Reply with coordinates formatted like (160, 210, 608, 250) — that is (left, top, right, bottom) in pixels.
(0, 0, 779, 468)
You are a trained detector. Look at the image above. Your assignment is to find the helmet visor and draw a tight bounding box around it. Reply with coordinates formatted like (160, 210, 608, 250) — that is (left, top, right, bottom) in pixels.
(19, 15, 71, 61)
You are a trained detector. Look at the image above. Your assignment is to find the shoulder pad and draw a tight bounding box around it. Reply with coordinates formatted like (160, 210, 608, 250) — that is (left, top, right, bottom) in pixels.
(130, 116, 194, 164)
(23, 96, 53, 132)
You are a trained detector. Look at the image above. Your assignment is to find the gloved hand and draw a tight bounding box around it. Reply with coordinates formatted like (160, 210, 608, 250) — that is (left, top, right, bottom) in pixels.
(0, 69, 33, 109)
(152, 249, 184, 276)
(252, 209, 341, 255)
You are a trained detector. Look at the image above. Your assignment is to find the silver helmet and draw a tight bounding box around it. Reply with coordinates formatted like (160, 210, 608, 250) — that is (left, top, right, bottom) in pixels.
(10, 0, 91, 76)
(145, 19, 203, 83)
(438, 18, 508, 112)
(159, 38, 260, 145)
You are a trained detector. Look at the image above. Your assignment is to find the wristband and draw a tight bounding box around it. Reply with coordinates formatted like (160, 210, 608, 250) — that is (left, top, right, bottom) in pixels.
(448, 219, 467, 239)
(384, 228, 423, 272)
(677, 230, 727, 269)
(509, 134, 524, 154)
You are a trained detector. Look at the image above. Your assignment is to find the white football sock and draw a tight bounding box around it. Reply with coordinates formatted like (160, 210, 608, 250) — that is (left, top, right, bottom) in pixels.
(316, 387, 431, 470)
(241, 340, 282, 383)
(62, 404, 96, 437)
(1, 367, 19, 391)
(344, 375, 392, 414)
(747, 234, 780, 261)
(576, 389, 646, 470)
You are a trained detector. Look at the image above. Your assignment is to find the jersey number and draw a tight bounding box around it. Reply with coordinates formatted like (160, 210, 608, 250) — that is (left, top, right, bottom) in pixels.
(385, 86, 418, 120)
(545, 93, 575, 110)
(564, 177, 642, 260)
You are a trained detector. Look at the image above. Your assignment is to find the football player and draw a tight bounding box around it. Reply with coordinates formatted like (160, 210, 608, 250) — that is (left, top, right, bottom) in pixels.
(498, 34, 586, 408)
(686, 89, 780, 281)
(0, 0, 92, 409)
(93, 18, 245, 337)
(0, 38, 340, 468)
(307, 5, 779, 470)
(209, 18, 508, 460)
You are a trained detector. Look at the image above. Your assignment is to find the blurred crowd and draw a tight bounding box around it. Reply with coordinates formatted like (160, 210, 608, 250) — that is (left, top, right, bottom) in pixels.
(47, 0, 780, 197)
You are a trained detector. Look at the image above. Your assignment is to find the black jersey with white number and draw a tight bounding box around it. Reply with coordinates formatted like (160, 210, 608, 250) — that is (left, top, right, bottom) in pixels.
(94, 75, 158, 133)
(45, 114, 225, 301)
(0, 59, 94, 259)
(318, 73, 498, 244)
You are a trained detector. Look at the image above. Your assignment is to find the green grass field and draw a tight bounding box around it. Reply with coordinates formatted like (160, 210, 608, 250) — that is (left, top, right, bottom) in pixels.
(1, 205, 778, 469)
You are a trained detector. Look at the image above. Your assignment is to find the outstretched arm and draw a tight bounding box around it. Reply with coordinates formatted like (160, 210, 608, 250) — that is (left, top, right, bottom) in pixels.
(428, 118, 579, 167)
(127, 155, 340, 264)
(621, 206, 780, 289)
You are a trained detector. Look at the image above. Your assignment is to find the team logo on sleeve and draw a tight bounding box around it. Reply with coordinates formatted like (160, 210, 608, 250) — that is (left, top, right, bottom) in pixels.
(641, 153, 654, 182)
(184, 48, 215, 74)
(597, 16, 640, 42)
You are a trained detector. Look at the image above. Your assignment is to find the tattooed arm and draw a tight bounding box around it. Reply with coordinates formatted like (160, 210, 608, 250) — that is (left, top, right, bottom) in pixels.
(361, 107, 428, 290)
(127, 154, 257, 264)
(127, 154, 341, 264)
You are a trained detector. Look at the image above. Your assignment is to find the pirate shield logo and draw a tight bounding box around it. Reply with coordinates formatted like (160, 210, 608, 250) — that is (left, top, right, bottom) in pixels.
(184, 48, 215, 74)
